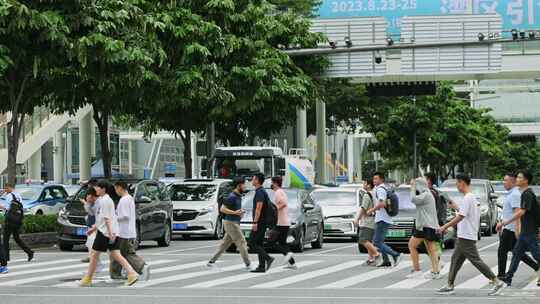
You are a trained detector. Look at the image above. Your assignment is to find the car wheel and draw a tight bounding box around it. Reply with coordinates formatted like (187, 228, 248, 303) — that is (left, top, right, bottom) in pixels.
(311, 224, 324, 249)
(214, 219, 224, 240)
(292, 228, 305, 253)
(134, 225, 142, 250)
(36, 210, 44, 215)
(58, 241, 73, 251)
(483, 226, 492, 237)
(157, 222, 172, 247)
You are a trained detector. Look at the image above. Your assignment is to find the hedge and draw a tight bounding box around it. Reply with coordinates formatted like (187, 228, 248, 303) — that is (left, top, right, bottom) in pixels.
(0, 214, 58, 234)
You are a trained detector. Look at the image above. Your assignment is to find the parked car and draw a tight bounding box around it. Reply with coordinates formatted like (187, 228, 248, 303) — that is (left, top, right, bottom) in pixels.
(62, 184, 82, 197)
(0, 183, 68, 215)
(381, 185, 457, 252)
(229, 188, 324, 253)
(310, 187, 363, 241)
(167, 179, 232, 239)
(441, 179, 498, 236)
(57, 179, 173, 251)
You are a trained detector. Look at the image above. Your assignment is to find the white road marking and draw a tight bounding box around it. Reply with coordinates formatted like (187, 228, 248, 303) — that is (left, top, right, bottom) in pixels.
(250, 260, 365, 288)
(455, 266, 499, 289)
(318, 262, 411, 289)
(478, 241, 500, 252)
(0, 260, 89, 278)
(0, 262, 110, 286)
(385, 262, 451, 289)
(156, 244, 218, 255)
(132, 263, 245, 288)
(523, 277, 540, 290)
(6, 258, 80, 271)
(52, 260, 173, 287)
(306, 244, 356, 255)
(183, 260, 322, 288)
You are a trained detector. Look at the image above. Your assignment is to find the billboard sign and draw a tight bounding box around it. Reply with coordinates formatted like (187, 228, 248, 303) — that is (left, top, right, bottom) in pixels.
(316, 0, 540, 34)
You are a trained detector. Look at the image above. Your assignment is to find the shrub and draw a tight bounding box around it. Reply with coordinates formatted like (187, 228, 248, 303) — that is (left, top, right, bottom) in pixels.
(0, 214, 58, 234)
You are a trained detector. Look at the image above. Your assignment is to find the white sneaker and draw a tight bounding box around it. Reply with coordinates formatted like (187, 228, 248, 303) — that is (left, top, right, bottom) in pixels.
(206, 262, 220, 271)
(406, 270, 424, 279)
(488, 281, 505, 296)
(95, 264, 107, 273)
(283, 252, 294, 265)
(424, 272, 441, 280)
(141, 264, 151, 281)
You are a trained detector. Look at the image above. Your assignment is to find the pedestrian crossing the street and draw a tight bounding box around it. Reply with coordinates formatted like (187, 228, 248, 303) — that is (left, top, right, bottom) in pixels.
(0, 254, 538, 292)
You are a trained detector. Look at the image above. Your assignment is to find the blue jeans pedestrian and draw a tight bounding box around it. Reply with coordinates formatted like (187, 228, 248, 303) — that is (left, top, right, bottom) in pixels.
(505, 233, 540, 284)
(373, 221, 399, 263)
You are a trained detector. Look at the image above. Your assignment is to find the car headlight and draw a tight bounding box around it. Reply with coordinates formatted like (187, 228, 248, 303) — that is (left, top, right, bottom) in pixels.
(198, 207, 214, 217)
(341, 213, 356, 219)
(480, 205, 489, 215)
(58, 208, 68, 220)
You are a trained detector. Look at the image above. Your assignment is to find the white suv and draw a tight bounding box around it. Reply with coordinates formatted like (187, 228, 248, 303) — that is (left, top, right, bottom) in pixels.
(167, 179, 232, 239)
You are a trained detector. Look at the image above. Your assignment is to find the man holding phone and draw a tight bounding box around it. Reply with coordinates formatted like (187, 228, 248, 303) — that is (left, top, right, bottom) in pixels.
(207, 178, 252, 270)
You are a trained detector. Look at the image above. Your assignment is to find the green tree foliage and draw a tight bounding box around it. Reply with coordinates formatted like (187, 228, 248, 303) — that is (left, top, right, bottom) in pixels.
(361, 83, 509, 178)
(0, 1, 69, 183)
(488, 140, 540, 180)
(51, 0, 163, 178)
(269, 0, 322, 16)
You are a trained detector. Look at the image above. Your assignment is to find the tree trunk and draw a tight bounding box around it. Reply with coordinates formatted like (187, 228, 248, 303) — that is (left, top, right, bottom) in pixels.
(180, 129, 192, 179)
(93, 108, 112, 179)
(6, 114, 23, 184)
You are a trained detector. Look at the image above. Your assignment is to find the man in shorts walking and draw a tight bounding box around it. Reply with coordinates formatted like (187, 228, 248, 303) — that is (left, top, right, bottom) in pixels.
(79, 180, 139, 287)
(354, 178, 380, 266)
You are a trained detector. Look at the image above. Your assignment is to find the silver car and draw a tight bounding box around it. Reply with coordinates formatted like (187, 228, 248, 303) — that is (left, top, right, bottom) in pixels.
(310, 187, 363, 241)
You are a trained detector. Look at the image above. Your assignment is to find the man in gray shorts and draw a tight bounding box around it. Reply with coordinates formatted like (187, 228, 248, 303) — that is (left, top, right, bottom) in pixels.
(354, 178, 381, 265)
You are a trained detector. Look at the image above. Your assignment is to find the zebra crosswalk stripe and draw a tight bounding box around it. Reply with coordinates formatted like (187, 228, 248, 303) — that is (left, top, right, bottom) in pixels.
(385, 262, 452, 289)
(133, 263, 245, 288)
(7, 258, 81, 271)
(455, 266, 499, 289)
(251, 260, 365, 289)
(0, 261, 90, 279)
(184, 260, 322, 288)
(523, 277, 539, 290)
(317, 262, 411, 289)
(52, 260, 173, 287)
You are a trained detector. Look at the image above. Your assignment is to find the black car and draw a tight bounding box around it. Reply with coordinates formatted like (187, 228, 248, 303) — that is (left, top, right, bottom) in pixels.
(57, 179, 173, 251)
(228, 188, 324, 253)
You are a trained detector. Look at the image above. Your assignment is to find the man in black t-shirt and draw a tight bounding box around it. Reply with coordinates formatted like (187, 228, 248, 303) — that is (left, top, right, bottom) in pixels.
(250, 173, 274, 273)
(500, 170, 540, 287)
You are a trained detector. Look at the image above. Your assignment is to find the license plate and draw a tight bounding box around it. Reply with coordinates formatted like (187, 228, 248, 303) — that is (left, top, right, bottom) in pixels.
(76, 227, 88, 236)
(386, 229, 407, 238)
(324, 224, 332, 230)
(244, 231, 251, 238)
(173, 223, 188, 230)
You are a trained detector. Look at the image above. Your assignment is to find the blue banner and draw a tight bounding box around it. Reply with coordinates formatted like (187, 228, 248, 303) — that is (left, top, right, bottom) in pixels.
(316, 0, 540, 34)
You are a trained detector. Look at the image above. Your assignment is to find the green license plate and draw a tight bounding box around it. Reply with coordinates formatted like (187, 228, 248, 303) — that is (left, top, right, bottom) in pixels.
(324, 224, 332, 230)
(244, 231, 251, 238)
(386, 230, 407, 238)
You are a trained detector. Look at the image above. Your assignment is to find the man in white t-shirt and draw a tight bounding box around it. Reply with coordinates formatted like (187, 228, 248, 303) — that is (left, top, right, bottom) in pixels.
(79, 180, 139, 287)
(437, 174, 505, 296)
(368, 172, 401, 267)
(110, 181, 149, 281)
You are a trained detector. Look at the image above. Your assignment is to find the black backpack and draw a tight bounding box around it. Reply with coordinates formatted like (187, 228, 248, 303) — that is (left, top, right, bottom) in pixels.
(6, 193, 24, 227)
(261, 190, 278, 228)
(381, 187, 399, 217)
(431, 188, 448, 226)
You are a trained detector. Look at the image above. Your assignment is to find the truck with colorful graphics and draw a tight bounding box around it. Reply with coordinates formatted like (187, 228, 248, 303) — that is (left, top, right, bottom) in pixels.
(212, 146, 314, 189)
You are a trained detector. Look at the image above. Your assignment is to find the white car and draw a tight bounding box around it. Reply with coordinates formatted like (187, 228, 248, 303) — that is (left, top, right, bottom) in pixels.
(167, 179, 232, 239)
(310, 187, 364, 240)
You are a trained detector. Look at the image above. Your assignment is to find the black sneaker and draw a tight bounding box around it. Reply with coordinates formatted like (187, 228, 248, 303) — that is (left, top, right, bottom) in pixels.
(500, 277, 512, 287)
(250, 267, 266, 273)
(27, 251, 34, 262)
(377, 261, 392, 268)
(266, 257, 275, 271)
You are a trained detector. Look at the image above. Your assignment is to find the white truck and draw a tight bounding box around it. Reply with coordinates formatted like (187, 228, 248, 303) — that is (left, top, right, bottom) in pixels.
(207, 146, 314, 189)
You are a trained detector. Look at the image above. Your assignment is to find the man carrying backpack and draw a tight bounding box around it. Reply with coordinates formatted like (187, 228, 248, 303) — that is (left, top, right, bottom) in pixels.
(0, 183, 34, 268)
(368, 172, 401, 267)
(250, 173, 275, 273)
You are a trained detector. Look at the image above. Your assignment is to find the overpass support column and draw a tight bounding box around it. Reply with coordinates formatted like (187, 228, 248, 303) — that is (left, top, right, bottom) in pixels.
(28, 149, 42, 180)
(53, 130, 65, 183)
(316, 100, 327, 184)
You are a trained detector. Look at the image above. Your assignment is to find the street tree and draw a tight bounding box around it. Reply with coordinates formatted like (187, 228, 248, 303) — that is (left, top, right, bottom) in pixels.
(0, 1, 68, 183)
(51, 0, 163, 178)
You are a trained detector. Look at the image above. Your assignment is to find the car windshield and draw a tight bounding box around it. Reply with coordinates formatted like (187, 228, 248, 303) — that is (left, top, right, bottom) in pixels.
(169, 184, 217, 201)
(394, 188, 416, 211)
(15, 187, 41, 201)
(440, 181, 487, 200)
(241, 189, 299, 217)
(310, 191, 356, 207)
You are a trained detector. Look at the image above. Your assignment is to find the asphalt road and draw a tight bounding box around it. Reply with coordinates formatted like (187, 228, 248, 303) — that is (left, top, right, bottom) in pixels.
(0, 235, 538, 304)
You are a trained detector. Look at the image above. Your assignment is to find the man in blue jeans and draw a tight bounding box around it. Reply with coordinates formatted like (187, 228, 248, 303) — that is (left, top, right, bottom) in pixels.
(500, 170, 540, 287)
(368, 172, 401, 267)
